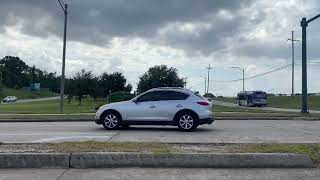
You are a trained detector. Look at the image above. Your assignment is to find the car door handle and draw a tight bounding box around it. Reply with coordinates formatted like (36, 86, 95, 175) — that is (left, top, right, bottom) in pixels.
(150, 105, 156, 108)
(176, 104, 183, 107)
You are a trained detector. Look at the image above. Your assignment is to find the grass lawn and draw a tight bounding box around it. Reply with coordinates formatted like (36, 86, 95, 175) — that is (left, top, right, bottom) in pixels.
(267, 96, 320, 111)
(239, 143, 320, 164)
(215, 96, 236, 103)
(0, 87, 58, 99)
(0, 98, 106, 114)
(215, 95, 320, 111)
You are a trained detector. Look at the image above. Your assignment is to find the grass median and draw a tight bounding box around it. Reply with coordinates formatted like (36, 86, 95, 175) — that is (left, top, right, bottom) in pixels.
(215, 96, 320, 111)
(0, 142, 319, 165)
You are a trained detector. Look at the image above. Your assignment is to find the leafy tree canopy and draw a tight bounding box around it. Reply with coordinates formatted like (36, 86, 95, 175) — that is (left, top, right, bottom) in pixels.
(137, 65, 184, 93)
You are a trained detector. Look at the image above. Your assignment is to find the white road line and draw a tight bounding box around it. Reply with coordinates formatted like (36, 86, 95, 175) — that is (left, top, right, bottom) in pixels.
(0, 133, 117, 136)
(31, 136, 112, 143)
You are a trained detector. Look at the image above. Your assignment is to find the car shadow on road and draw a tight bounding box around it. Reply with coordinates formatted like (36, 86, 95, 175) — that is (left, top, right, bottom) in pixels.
(96, 126, 214, 132)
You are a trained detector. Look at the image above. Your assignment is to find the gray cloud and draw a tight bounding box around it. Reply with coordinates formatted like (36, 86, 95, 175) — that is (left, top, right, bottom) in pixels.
(0, 0, 251, 49)
(1, 0, 320, 61)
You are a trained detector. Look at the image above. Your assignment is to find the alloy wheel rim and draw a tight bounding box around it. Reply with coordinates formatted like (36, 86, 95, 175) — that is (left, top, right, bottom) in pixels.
(104, 114, 118, 128)
(179, 115, 193, 129)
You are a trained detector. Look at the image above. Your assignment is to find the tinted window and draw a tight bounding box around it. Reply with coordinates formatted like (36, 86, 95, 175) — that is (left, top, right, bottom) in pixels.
(159, 91, 189, 101)
(137, 91, 161, 102)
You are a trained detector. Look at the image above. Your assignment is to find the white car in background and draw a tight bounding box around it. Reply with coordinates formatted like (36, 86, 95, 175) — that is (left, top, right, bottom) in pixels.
(95, 87, 214, 131)
(2, 96, 18, 103)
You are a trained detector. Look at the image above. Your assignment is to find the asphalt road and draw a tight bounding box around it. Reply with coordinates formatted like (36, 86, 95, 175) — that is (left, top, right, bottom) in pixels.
(213, 100, 320, 113)
(1, 120, 320, 143)
(0, 168, 319, 180)
(1, 96, 59, 104)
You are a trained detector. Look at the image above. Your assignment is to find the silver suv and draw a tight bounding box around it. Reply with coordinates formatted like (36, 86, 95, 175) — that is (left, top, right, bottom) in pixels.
(95, 87, 214, 131)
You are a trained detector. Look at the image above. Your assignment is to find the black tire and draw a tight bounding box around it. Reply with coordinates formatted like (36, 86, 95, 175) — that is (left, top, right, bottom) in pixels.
(176, 112, 198, 131)
(101, 111, 121, 130)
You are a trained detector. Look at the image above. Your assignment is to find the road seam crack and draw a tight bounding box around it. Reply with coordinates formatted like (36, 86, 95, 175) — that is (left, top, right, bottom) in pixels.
(56, 169, 69, 180)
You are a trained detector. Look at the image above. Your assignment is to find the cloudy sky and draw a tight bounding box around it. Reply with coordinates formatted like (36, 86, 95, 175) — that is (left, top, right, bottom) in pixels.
(1, 0, 320, 96)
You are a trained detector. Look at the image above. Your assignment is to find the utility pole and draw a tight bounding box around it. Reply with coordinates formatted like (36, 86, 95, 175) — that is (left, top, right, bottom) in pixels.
(204, 76, 207, 95)
(288, 31, 300, 98)
(183, 76, 188, 88)
(57, 0, 68, 113)
(206, 64, 212, 94)
(300, 13, 320, 113)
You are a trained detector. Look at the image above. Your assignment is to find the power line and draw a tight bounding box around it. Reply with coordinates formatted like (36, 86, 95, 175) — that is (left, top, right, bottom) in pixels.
(212, 64, 292, 83)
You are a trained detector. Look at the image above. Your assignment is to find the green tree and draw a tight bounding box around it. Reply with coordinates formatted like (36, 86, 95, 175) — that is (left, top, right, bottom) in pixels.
(98, 72, 131, 98)
(204, 93, 215, 99)
(71, 69, 95, 105)
(0, 56, 29, 87)
(137, 65, 184, 93)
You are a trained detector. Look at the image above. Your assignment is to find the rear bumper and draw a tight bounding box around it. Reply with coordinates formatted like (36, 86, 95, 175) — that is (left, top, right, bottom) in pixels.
(198, 117, 214, 125)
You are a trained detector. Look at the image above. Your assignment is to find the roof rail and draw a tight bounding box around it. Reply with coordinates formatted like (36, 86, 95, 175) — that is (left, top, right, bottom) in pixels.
(156, 87, 185, 89)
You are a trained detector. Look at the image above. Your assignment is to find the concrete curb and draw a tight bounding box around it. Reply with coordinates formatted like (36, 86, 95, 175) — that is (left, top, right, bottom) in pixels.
(0, 153, 70, 168)
(0, 153, 313, 168)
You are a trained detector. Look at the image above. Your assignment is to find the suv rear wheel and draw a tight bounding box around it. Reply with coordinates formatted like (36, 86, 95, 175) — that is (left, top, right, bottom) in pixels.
(177, 112, 198, 131)
(102, 112, 120, 130)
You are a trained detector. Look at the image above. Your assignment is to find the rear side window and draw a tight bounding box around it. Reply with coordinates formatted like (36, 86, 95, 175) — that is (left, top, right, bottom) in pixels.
(159, 91, 189, 101)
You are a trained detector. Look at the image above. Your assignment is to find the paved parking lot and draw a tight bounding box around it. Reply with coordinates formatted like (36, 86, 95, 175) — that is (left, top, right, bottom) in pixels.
(1, 120, 320, 143)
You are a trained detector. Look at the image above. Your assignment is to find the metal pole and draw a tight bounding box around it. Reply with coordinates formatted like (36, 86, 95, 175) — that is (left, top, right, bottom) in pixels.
(206, 64, 212, 94)
(204, 76, 207, 95)
(291, 31, 295, 98)
(207, 64, 210, 94)
(301, 18, 308, 113)
(60, 3, 68, 113)
(242, 69, 245, 91)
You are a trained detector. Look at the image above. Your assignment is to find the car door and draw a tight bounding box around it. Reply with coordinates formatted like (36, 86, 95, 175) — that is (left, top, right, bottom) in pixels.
(125, 91, 161, 121)
(154, 91, 190, 121)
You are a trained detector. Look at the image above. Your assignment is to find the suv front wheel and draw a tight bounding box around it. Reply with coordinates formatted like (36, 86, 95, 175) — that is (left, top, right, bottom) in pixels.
(102, 112, 121, 130)
(177, 112, 198, 131)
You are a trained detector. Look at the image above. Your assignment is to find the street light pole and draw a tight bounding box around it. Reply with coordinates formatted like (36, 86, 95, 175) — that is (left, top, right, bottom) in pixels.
(58, 0, 68, 114)
(301, 18, 307, 113)
(300, 13, 320, 113)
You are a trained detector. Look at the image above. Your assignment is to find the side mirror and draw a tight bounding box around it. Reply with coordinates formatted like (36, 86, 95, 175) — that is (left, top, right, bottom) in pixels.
(133, 99, 138, 103)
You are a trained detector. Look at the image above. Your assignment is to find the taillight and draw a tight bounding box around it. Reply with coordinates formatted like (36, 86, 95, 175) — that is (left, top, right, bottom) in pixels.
(197, 101, 209, 106)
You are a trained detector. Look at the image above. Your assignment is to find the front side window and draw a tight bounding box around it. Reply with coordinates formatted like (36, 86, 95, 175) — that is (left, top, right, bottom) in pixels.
(136, 91, 161, 102)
